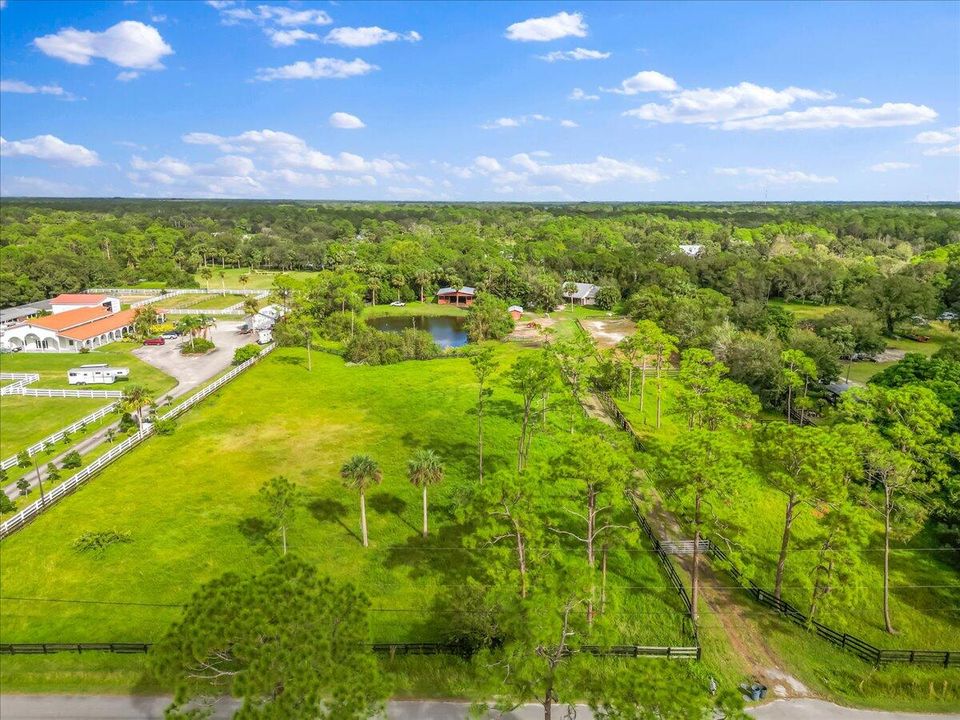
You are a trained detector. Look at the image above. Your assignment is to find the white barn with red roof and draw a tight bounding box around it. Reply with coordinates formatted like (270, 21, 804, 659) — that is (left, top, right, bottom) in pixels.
(49, 294, 120, 314)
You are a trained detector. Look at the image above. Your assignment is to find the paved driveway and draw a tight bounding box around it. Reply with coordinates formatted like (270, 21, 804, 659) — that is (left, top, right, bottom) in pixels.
(132, 320, 253, 397)
(1, 697, 957, 720)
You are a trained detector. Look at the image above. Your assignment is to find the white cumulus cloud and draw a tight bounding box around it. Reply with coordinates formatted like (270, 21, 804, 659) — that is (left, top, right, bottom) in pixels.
(538, 48, 609, 62)
(324, 26, 421, 47)
(329, 112, 365, 129)
(869, 161, 914, 172)
(213, 3, 332, 27)
(604, 70, 678, 95)
(924, 144, 960, 157)
(623, 82, 833, 124)
(510, 153, 661, 184)
(474, 156, 503, 173)
(912, 127, 959, 144)
(713, 167, 837, 184)
(505, 11, 587, 42)
(560, 120, 579, 128)
(265, 28, 320, 47)
(254, 57, 378, 81)
(0, 79, 75, 99)
(720, 102, 937, 130)
(0, 134, 100, 166)
(33, 20, 173, 70)
(480, 114, 549, 130)
(569, 87, 599, 101)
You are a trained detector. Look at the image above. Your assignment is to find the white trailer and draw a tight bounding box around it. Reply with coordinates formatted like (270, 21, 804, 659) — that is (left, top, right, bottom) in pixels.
(67, 364, 130, 385)
(257, 330, 273, 345)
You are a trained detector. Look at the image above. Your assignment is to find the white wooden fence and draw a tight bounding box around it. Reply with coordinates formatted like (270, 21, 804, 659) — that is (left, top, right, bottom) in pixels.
(0, 373, 40, 396)
(0, 402, 118, 471)
(16, 387, 123, 399)
(0, 345, 275, 539)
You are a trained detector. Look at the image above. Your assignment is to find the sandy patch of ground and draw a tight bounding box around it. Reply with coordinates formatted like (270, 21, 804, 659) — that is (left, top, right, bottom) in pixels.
(580, 317, 637, 349)
(873, 348, 906, 363)
(506, 316, 559, 346)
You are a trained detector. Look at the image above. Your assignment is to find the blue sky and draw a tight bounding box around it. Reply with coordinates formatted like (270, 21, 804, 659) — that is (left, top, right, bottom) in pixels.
(1, 0, 958, 200)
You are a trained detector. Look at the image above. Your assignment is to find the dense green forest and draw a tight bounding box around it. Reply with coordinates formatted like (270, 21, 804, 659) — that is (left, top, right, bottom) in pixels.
(2, 201, 959, 318)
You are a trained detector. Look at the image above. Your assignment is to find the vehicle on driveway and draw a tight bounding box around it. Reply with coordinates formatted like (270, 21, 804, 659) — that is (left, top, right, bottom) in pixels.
(143, 337, 165, 346)
(389, 301, 406, 307)
(160, 333, 179, 340)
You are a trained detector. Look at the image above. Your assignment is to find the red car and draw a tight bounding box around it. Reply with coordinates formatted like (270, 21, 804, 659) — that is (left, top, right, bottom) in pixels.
(143, 337, 165, 346)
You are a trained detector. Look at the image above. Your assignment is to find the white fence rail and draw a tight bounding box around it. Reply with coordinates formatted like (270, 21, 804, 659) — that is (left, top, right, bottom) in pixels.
(0, 344, 275, 539)
(0, 402, 118, 471)
(16, 388, 123, 399)
(0, 373, 40, 396)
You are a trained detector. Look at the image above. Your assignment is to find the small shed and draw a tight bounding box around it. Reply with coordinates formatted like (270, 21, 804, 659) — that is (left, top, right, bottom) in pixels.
(508, 305, 524, 320)
(437, 287, 476, 306)
(68, 364, 129, 385)
(823, 381, 855, 403)
(562, 282, 599, 306)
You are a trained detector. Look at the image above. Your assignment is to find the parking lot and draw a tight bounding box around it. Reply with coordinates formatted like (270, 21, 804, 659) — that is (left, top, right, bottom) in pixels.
(132, 320, 257, 397)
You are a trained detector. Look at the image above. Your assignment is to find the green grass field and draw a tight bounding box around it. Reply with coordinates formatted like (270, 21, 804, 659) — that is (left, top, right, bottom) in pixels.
(0, 396, 107, 458)
(0, 345, 686, 692)
(155, 293, 242, 311)
(194, 267, 319, 290)
(0, 345, 177, 393)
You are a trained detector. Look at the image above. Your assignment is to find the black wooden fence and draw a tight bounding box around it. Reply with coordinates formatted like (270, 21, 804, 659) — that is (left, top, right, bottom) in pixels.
(601, 390, 960, 669)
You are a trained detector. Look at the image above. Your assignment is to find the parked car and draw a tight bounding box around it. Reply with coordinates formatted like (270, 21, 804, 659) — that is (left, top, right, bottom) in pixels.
(389, 300, 406, 307)
(143, 337, 165, 346)
(939, 311, 958, 321)
(160, 333, 179, 340)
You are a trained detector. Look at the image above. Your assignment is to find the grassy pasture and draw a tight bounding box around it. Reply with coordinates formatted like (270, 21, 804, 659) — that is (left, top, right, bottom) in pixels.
(0, 345, 177, 393)
(0, 396, 107, 458)
(0, 345, 685, 692)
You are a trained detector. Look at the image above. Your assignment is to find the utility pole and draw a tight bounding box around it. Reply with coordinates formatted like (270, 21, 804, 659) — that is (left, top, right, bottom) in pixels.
(32, 457, 47, 506)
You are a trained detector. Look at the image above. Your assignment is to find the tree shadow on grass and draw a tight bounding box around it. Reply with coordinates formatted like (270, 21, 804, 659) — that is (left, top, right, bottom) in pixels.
(237, 516, 281, 557)
(368, 493, 419, 533)
(306, 497, 362, 545)
(382, 514, 479, 584)
(274, 355, 304, 367)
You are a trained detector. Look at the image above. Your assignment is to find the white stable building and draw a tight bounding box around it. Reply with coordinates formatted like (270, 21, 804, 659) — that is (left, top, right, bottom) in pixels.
(1, 307, 137, 352)
(50, 294, 121, 314)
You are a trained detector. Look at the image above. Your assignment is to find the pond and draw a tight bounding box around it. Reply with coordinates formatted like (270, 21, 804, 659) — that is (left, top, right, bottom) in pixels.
(367, 315, 469, 349)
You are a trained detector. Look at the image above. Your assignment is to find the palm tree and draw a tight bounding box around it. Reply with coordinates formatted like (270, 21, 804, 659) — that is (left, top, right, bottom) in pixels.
(340, 455, 382, 547)
(407, 449, 444, 538)
(414, 268, 432, 303)
(120, 385, 153, 429)
(239, 273, 250, 290)
(243, 297, 260, 330)
(199, 266, 213, 292)
(218, 270, 227, 295)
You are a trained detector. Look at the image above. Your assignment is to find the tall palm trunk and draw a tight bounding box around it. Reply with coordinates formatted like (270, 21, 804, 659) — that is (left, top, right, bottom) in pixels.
(655, 353, 664, 429)
(477, 401, 484, 483)
(627, 363, 634, 401)
(360, 490, 369, 548)
(422, 485, 429, 538)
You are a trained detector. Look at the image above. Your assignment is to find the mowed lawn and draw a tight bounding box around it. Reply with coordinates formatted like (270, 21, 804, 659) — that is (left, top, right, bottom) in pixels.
(0, 346, 684, 691)
(194, 267, 319, 290)
(0, 396, 108, 458)
(155, 293, 242, 310)
(0, 346, 177, 393)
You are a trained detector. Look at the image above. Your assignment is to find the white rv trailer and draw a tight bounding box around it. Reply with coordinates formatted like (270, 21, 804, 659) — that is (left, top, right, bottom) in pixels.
(67, 364, 130, 385)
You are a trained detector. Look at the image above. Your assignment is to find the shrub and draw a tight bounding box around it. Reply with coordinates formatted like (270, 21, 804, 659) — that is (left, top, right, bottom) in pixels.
(594, 285, 621, 311)
(73, 530, 132, 557)
(79, 347, 91, 354)
(16, 478, 30, 496)
(344, 327, 440, 366)
(0, 494, 16, 514)
(61, 451, 82, 469)
(118, 413, 137, 432)
(181, 337, 216, 355)
(47, 463, 62, 483)
(232, 343, 262, 365)
(16, 451, 30, 469)
(153, 419, 177, 436)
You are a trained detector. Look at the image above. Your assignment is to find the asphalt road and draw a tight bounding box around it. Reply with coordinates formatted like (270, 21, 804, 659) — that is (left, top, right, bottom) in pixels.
(1, 697, 957, 720)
